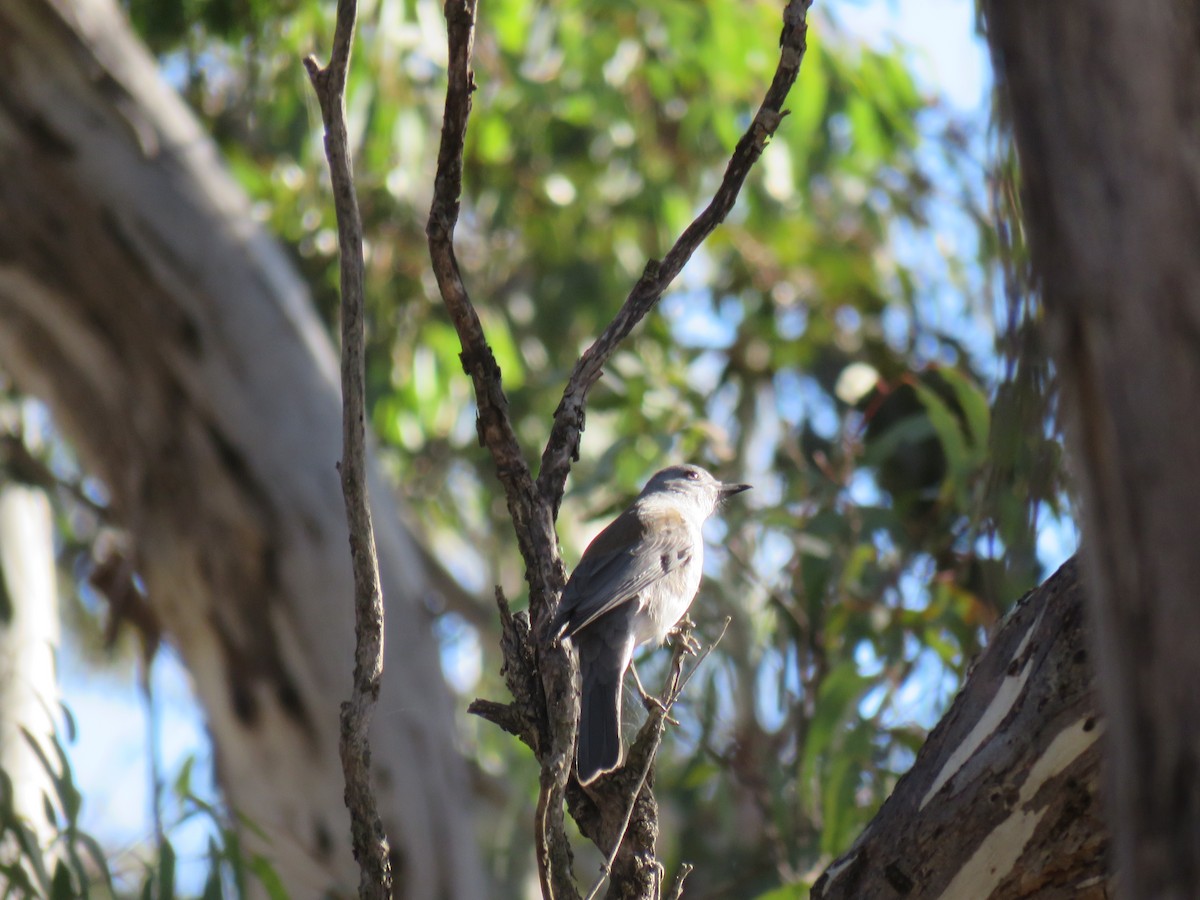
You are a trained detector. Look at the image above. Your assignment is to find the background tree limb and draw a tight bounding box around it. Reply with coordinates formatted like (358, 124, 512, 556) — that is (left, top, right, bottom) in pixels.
(812, 559, 1111, 899)
(0, 1, 482, 894)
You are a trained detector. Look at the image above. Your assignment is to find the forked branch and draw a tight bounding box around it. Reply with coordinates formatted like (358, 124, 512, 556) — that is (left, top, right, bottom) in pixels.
(428, 2, 814, 898)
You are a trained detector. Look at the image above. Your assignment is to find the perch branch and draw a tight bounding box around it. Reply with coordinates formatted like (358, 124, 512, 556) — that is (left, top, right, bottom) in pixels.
(303, 2, 392, 896)
(582, 619, 730, 900)
(431, 1, 813, 897)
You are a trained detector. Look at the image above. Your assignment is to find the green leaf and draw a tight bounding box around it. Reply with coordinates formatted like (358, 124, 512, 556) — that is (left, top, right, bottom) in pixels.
(173, 755, 196, 800)
(799, 660, 870, 811)
(60, 704, 77, 744)
(158, 838, 177, 900)
(820, 725, 874, 855)
(0, 768, 13, 819)
(202, 837, 225, 900)
(790, 37, 829, 174)
(12, 820, 51, 893)
(0, 860, 39, 895)
(912, 380, 970, 482)
(845, 95, 887, 169)
(249, 854, 290, 900)
(49, 860, 74, 900)
(938, 367, 991, 452)
(77, 832, 115, 893)
(752, 882, 810, 900)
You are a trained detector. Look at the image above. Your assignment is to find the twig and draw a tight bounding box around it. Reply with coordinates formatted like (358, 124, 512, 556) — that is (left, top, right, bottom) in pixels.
(536, 0, 814, 517)
(583, 619, 732, 900)
(0, 430, 109, 518)
(303, 2, 392, 897)
(665, 863, 694, 900)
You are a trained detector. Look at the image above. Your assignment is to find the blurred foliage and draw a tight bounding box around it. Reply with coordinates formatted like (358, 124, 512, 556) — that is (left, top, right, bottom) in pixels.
(24, 0, 1072, 895)
(0, 718, 111, 899)
(0, 709, 279, 900)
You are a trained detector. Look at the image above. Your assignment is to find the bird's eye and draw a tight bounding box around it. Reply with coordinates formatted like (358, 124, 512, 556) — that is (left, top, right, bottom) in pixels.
(685, 469, 699, 480)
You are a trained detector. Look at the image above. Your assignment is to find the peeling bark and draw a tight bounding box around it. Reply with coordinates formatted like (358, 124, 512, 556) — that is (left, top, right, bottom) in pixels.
(0, 1, 483, 896)
(813, 560, 1112, 900)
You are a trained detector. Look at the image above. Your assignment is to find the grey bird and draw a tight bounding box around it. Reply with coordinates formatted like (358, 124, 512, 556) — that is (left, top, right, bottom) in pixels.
(551, 464, 751, 784)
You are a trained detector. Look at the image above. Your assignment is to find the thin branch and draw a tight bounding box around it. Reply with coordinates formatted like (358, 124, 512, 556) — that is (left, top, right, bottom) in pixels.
(0, 430, 109, 518)
(583, 619, 732, 900)
(425, 0, 553, 583)
(426, 8, 577, 893)
(536, 0, 814, 517)
(303, 1, 392, 896)
(664, 863, 694, 900)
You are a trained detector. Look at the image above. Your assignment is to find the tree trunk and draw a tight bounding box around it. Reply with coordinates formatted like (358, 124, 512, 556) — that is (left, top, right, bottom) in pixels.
(985, 3, 1200, 896)
(0, 481, 61, 860)
(812, 559, 1112, 899)
(0, 0, 484, 896)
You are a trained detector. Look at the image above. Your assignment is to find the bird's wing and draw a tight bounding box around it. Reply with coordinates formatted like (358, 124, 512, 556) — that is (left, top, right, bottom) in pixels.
(554, 505, 695, 637)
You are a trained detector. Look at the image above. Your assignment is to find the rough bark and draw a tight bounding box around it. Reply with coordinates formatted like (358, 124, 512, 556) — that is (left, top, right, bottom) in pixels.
(0, 1, 483, 896)
(985, 3, 1200, 896)
(812, 559, 1112, 900)
(304, 2, 395, 896)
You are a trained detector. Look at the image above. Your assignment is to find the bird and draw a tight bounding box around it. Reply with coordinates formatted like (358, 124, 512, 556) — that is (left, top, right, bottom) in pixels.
(551, 464, 751, 784)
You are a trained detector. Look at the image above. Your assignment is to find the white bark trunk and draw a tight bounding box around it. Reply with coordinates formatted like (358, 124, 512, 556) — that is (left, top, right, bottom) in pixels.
(812, 560, 1111, 899)
(0, 483, 61, 851)
(0, 1, 484, 896)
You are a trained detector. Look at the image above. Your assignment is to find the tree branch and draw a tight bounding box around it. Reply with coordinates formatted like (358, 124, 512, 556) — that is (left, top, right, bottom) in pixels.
(811, 559, 1110, 899)
(304, 1, 392, 896)
(986, 1, 1200, 891)
(580, 620, 728, 900)
(535, 0, 814, 519)
(426, 9, 578, 893)
(428, 2, 814, 897)
(425, 0, 554, 587)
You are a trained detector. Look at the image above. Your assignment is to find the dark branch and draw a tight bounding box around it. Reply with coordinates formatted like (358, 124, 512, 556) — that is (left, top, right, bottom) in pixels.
(427, 2, 814, 898)
(425, 0, 556, 591)
(303, 1, 392, 896)
(574, 620, 729, 900)
(535, 0, 814, 518)
(426, 6, 576, 896)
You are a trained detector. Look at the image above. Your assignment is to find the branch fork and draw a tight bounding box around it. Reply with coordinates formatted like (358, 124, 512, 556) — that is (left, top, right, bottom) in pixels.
(427, 1, 813, 897)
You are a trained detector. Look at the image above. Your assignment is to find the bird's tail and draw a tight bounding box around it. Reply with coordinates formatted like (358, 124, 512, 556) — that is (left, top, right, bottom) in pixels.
(578, 646, 626, 784)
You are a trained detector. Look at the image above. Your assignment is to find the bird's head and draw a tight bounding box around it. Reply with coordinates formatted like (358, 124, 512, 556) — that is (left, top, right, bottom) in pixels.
(639, 464, 751, 519)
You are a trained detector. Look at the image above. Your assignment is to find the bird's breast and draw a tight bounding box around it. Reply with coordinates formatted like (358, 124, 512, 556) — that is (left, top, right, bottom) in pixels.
(635, 540, 704, 646)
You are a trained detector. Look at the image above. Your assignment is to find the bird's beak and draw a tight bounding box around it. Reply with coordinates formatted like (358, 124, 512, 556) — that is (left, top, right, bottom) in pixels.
(719, 482, 752, 498)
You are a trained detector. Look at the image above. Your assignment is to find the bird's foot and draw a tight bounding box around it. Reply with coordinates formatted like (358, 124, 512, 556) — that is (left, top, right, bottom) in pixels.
(669, 618, 701, 656)
(631, 663, 680, 725)
(639, 689, 680, 726)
